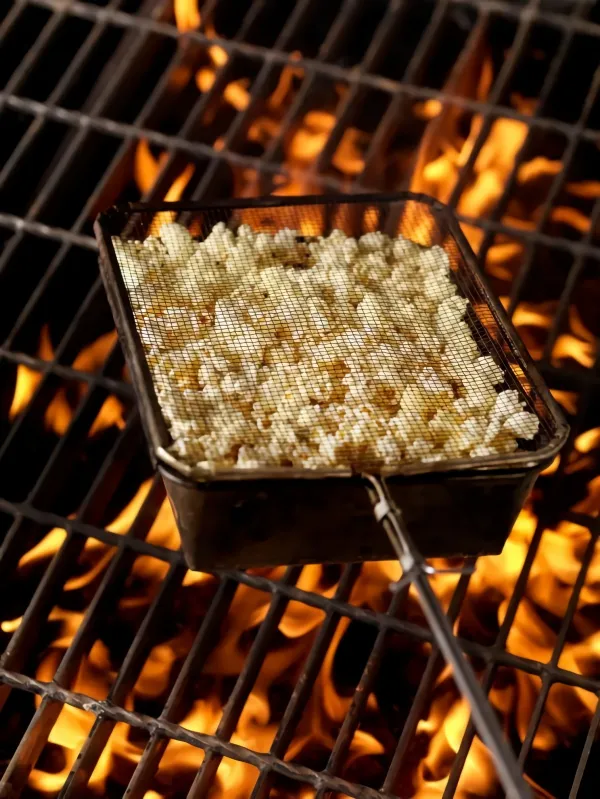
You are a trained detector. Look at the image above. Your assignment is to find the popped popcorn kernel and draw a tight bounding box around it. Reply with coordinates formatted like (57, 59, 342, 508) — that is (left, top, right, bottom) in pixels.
(112, 222, 539, 471)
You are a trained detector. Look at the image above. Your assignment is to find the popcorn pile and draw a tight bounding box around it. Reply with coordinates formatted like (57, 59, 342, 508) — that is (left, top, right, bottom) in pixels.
(113, 221, 539, 471)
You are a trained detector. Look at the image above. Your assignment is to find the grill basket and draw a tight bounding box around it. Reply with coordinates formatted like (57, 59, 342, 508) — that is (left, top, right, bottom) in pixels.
(95, 193, 567, 570)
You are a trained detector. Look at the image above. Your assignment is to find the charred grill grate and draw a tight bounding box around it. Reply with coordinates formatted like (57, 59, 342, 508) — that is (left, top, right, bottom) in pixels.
(0, 0, 599, 797)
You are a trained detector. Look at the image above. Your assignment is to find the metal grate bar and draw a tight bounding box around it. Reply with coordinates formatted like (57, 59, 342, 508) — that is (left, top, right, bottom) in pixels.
(8, 550, 185, 798)
(445, 0, 540, 208)
(0, 377, 130, 531)
(541, 194, 600, 363)
(356, 0, 452, 189)
(0, 694, 66, 796)
(2, 50, 598, 157)
(569, 697, 600, 799)
(313, 581, 412, 799)
(312, 0, 409, 176)
(0, 280, 122, 467)
(516, 525, 600, 768)
(0, 44, 198, 366)
(382, 564, 475, 792)
(439, 509, 553, 797)
(0, 0, 27, 42)
(187, 565, 304, 797)
(2, 90, 600, 270)
(28, 0, 600, 74)
(0, 417, 143, 682)
(0, 495, 179, 563)
(0, 4, 170, 279)
(0, 0, 68, 98)
(506, 67, 600, 314)
(53, 477, 169, 690)
(0, 665, 399, 799)
(125, 576, 239, 799)
(250, 563, 362, 799)
(0, 0, 126, 195)
(449, 0, 600, 31)
(0, 211, 96, 248)
(138, 0, 280, 203)
(13, 0, 600, 141)
(474, 0, 590, 269)
(1, 499, 599, 695)
(369, 478, 529, 799)
(59, 556, 187, 798)
(0, 346, 133, 397)
(188, 0, 322, 202)
(257, 0, 365, 180)
(0, 2, 179, 349)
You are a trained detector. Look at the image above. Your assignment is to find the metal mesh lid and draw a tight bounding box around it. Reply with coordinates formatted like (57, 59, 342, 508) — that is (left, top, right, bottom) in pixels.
(103, 196, 560, 477)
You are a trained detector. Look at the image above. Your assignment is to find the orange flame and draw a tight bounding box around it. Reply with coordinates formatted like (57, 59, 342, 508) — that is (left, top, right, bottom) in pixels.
(134, 140, 195, 235)
(9, 326, 53, 419)
(9, 363, 43, 420)
(173, 0, 200, 33)
(8, 326, 126, 435)
(14, 24, 600, 799)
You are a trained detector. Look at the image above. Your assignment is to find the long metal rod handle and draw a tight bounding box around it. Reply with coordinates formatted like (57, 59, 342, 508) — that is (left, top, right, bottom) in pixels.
(364, 475, 531, 799)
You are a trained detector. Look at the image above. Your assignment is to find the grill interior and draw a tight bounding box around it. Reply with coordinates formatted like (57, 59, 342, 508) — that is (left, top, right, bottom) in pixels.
(1, 1, 600, 798)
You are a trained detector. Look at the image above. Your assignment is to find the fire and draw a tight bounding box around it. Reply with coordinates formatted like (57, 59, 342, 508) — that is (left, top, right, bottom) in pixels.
(552, 306, 597, 369)
(8, 326, 126, 435)
(134, 140, 194, 235)
(173, 0, 200, 32)
(415, 681, 497, 797)
(8, 325, 53, 419)
(9, 13, 600, 799)
(9, 362, 42, 419)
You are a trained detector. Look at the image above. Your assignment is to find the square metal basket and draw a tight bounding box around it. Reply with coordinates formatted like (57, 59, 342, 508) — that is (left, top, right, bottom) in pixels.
(95, 192, 568, 571)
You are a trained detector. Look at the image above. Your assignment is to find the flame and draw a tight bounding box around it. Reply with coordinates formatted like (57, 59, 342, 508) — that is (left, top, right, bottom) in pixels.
(13, 25, 600, 799)
(135, 140, 194, 202)
(414, 98, 443, 120)
(173, 0, 200, 33)
(21, 497, 600, 797)
(8, 326, 126, 435)
(9, 363, 42, 419)
(410, 58, 530, 253)
(552, 307, 597, 369)
(8, 326, 53, 419)
(415, 683, 497, 797)
(134, 140, 195, 236)
(551, 389, 578, 415)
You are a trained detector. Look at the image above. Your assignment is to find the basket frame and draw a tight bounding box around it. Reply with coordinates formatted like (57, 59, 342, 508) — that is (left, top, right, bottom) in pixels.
(94, 191, 568, 485)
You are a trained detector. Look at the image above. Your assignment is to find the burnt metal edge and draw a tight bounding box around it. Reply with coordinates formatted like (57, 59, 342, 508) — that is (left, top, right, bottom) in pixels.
(94, 191, 569, 487)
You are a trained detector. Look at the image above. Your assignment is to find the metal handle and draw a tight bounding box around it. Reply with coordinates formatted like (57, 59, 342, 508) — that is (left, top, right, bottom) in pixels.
(365, 474, 531, 799)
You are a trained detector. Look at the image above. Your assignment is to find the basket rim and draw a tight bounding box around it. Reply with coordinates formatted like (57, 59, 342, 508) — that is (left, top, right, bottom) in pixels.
(99, 190, 449, 222)
(94, 191, 569, 486)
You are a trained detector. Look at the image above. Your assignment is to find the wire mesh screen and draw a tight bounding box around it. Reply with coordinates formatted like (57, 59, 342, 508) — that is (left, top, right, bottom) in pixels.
(101, 195, 558, 476)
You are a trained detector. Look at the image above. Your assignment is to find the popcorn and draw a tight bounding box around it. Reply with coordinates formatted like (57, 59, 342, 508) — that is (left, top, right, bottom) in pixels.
(407, 438, 434, 460)
(471, 445, 498, 458)
(417, 367, 453, 400)
(392, 236, 420, 263)
(375, 432, 405, 465)
(492, 390, 523, 421)
(112, 223, 539, 470)
(158, 222, 196, 261)
(423, 272, 456, 302)
(504, 411, 539, 440)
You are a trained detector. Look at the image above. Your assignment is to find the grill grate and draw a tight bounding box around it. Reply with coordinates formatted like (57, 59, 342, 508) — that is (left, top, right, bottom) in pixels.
(0, 0, 600, 797)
